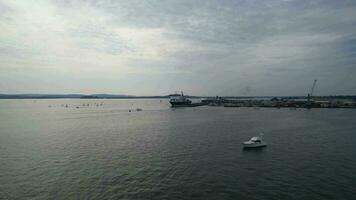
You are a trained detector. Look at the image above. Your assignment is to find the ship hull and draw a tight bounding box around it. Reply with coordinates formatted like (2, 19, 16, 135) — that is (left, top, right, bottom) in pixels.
(170, 102, 207, 107)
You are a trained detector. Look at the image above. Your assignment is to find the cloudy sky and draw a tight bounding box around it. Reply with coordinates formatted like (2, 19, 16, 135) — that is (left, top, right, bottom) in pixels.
(0, 0, 355, 96)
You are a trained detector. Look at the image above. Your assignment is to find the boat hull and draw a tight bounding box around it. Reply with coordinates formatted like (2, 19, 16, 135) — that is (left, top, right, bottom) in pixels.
(170, 101, 191, 106)
(243, 142, 267, 148)
(170, 102, 207, 107)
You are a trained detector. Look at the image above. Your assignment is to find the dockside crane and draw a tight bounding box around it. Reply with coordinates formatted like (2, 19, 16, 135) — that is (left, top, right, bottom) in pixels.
(306, 79, 317, 109)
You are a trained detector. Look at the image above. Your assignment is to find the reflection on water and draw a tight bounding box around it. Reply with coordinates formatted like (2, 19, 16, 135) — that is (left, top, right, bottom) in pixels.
(242, 147, 266, 152)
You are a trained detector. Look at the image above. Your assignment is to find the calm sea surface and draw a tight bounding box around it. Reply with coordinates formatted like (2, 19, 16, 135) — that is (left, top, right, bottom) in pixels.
(1, 99, 355, 200)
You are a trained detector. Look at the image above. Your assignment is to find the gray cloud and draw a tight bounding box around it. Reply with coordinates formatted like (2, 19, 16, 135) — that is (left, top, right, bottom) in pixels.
(1, 0, 356, 95)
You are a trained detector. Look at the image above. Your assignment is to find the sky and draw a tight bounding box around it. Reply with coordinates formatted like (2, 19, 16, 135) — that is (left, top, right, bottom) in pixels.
(0, 0, 356, 96)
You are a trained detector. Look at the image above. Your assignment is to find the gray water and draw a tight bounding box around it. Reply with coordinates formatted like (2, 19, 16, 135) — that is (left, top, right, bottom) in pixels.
(0, 99, 355, 200)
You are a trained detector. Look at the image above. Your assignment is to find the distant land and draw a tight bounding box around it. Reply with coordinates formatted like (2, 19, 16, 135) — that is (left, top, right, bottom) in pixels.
(0, 94, 168, 99)
(0, 94, 355, 100)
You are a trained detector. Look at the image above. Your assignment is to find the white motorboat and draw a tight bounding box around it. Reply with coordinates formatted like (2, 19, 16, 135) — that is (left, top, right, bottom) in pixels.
(243, 134, 267, 148)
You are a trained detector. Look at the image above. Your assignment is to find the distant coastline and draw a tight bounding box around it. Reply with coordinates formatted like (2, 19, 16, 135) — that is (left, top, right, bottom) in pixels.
(0, 94, 169, 99)
(0, 94, 355, 100)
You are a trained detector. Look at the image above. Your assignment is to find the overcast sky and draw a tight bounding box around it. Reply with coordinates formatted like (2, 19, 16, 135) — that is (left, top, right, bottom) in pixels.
(1, 0, 356, 96)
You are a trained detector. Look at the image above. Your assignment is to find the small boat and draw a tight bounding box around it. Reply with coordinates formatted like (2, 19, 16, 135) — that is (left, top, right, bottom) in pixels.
(243, 134, 267, 148)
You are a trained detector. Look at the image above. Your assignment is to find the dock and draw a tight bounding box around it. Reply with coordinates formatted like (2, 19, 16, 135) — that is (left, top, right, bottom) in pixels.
(202, 97, 356, 109)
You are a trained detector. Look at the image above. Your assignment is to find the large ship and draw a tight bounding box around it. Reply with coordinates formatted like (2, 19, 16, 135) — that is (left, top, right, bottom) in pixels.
(169, 92, 207, 107)
(169, 92, 192, 107)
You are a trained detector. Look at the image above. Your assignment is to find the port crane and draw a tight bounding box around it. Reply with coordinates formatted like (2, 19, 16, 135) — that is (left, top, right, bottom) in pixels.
(306, 79, 317, 109)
